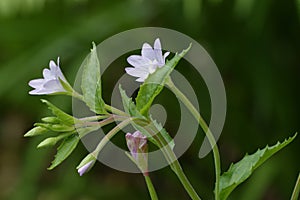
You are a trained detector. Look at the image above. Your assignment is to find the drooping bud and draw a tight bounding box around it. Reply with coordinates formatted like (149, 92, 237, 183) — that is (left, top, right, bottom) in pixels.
(125, 131, 148, 174)
(76, 154, 96, 176)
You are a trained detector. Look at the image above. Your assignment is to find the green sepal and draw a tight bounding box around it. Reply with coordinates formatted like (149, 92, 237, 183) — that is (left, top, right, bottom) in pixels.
(37, 137, 58, 148)
(58, 77, 74, 93)
(35, 123, 74, 132)
(218, 133, 297, 200)
(76, 153, 96, 170)
(41, 99, 75, 125)
(48, 134, 80, 170)
(136, 44, 191, 116)
(41, 117, 61, 124)
(37, 132, 73, 148)
(81, 42, 106, 114)
(24, 126, 49, 137)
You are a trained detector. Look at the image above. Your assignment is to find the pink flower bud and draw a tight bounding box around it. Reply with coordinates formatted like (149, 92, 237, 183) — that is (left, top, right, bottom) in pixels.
(126, 131, 148, 173)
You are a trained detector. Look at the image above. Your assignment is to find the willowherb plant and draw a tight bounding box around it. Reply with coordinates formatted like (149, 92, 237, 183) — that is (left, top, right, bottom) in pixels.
(25, 38, 299, 200)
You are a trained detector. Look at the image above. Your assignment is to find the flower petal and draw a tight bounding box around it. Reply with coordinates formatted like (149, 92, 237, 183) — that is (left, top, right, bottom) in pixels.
(127, 55, 152, 68)
(163, 52, 170, 60)
(29, 89, 42, 95)
(49, 57, 59, 71)
(126, 38, 169, 83)
(56, 67, 67, 82)
(135, 76, 147, 82)
(154, 38, 165, 64)
(43, 68, 53, 79)
(43, 79, 66, 93)
(78, 161, 94, 176)
(141, 43, 156, 60)
(154, 38, 161, 50)
(125, 67, 149, 78)
(28, 79, 44, 88)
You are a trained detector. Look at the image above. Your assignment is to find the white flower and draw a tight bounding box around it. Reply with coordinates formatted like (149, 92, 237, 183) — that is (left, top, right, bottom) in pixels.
(125, 38, 170, 82)
(28, 57, 69, 95)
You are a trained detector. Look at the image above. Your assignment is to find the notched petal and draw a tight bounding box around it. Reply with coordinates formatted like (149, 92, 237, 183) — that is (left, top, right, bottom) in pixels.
(28, 79, 44, 88)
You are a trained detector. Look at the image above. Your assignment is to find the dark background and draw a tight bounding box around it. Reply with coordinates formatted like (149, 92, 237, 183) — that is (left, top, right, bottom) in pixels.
(0, 0, 299, 199)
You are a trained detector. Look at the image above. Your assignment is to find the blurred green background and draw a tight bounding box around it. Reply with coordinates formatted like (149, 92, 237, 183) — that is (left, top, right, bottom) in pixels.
(0, 0, 299, 199)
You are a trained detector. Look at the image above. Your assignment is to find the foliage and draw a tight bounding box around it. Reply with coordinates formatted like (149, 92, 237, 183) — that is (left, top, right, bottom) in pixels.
(0, 0, 299, 200)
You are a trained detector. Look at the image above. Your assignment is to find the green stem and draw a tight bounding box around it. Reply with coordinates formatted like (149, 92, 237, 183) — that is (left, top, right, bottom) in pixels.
(291, 173, 300, 200)
(166, 77, 221, 200)
(104, 104, 129, 117)
(144, 175, 159, 200)
(79, 115, 110, 122)
(71, 90, 84, 101)
(172, 160, 201, 200)
(93, 119, 131, 156)
(145, 123, 201, 200)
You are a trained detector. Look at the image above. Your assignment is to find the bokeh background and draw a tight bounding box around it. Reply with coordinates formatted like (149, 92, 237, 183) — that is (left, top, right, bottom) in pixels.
(0, 0, 299, 199)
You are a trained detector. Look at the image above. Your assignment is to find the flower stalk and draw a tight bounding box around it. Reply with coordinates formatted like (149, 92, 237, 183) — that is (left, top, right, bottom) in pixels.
(144, 174, 159, 200)
(291, 173, 300, 200)
(125, 131, 158, 200)
(166, 77, 221, 200)
(141, 121, 202, 200)
(92, 119, 132, 156)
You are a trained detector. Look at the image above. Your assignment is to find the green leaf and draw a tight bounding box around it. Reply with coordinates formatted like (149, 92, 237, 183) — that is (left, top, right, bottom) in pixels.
(48, 134, 80, 170)
(119, 84, 161, 146)
(219, 133, 297, 200)
(81, 42, 106, 114)
(41, 99, 75, 125)
(119, 85, 174, 149)
(119, 84, 144, 118)
(136, 44, 191, 116)
(24, 126, 49, 137)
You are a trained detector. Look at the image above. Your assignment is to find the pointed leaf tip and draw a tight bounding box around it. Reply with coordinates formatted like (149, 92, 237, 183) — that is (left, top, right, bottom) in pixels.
(47, 134, 80, 170)
(24, 126, 48, 137)
(219, 133, 297, 200)
(81, 42, 106, 114)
